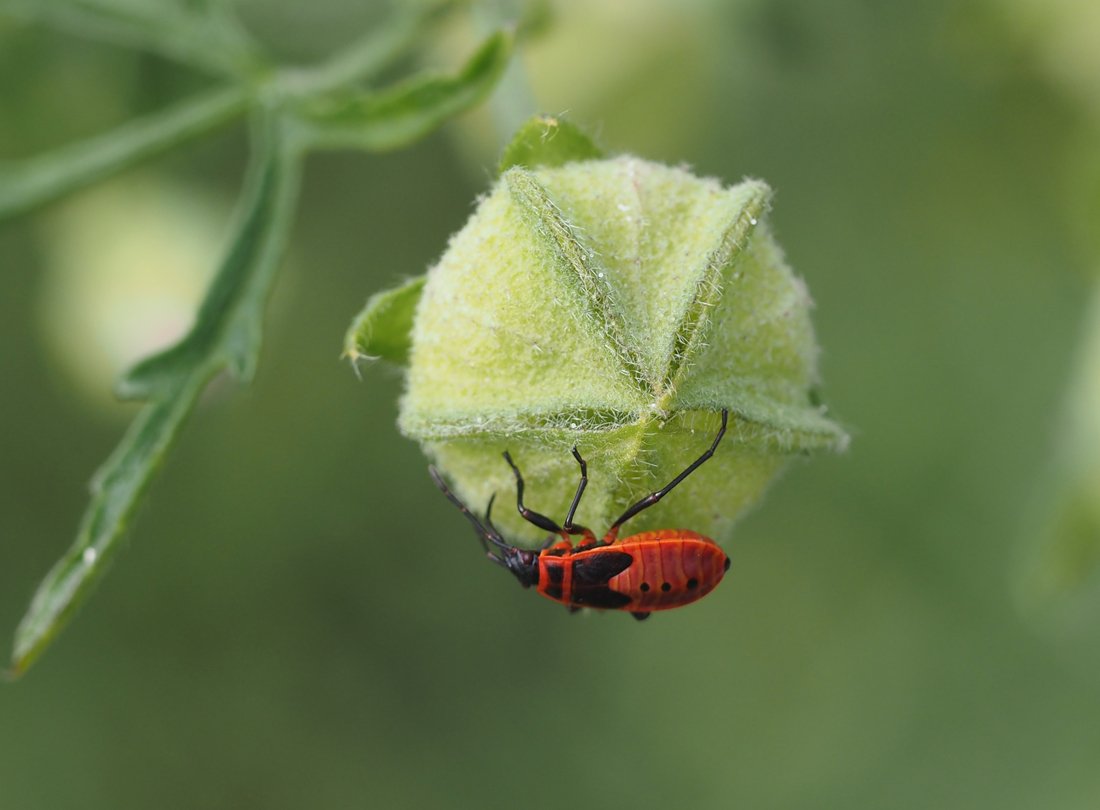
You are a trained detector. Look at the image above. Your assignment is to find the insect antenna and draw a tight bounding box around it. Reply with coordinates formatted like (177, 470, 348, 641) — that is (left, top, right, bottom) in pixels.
(482, 495, 507, 568)
(484, 493, 501, 537)
(429, 466, 510, 565)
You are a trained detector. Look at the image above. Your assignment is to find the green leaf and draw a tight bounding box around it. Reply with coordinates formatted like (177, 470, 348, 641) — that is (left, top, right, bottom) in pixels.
(292, 29, 514, 152)
(498, 115, 604, 173)
(0, 85, 249, 222)
(344, 275, 426, 366)
(8, 114, 301, 679)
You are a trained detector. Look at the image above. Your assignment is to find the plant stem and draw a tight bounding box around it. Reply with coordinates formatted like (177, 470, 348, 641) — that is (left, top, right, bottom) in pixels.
(0, 85, 250, 221)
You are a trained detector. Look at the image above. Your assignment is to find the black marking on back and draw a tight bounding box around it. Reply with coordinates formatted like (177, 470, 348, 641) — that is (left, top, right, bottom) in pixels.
(569, 586, 632, 609)
(572, 551, 633, 584)
(539, 559, 566, 600)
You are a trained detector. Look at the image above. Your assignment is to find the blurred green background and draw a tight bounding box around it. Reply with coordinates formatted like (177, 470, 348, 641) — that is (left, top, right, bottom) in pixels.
(3, 1, 1100, 808)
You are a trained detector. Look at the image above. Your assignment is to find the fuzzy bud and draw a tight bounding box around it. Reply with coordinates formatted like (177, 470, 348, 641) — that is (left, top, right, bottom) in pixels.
(348, 117, 847, 544)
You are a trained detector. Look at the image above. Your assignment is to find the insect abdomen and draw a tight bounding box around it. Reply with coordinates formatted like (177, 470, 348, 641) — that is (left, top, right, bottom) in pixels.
(536, 532, 729, 614)
(606, 531, 730, 611)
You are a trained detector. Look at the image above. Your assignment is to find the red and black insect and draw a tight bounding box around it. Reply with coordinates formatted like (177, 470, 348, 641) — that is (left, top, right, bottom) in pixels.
(429, 410, 731, 620)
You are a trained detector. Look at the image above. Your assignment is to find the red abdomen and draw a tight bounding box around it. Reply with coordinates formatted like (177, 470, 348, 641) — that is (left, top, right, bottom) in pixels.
(536, 530, 730, 614)
(607, 531, 730, 611)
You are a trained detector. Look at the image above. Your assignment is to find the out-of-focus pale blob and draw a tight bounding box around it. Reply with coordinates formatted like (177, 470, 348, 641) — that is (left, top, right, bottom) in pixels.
(436, 0, 733, 162)
(36, 176, 229, 412)
(1017, 282, 1100, 631)
(993, 0, 1100, 119)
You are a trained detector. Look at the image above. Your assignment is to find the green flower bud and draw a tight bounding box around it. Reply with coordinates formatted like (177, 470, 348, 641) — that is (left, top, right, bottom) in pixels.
(348, 117, 846, 544)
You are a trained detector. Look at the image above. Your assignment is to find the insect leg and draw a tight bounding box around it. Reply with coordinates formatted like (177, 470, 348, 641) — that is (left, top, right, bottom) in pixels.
(606, 409, 729, 540)
(503, 451, 564, 534)
(563, 446, 598, 547)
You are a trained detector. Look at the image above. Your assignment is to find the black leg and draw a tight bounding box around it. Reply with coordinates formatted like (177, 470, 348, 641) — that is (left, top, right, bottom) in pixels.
(562, 446, 593, 537)
(607, 410, 729, 537)
(503, 451, 563, 534)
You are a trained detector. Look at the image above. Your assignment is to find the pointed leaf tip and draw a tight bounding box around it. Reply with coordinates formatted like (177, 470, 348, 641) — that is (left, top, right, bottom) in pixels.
(344, 275, 426, 366)
(498, 115, 603, 174)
